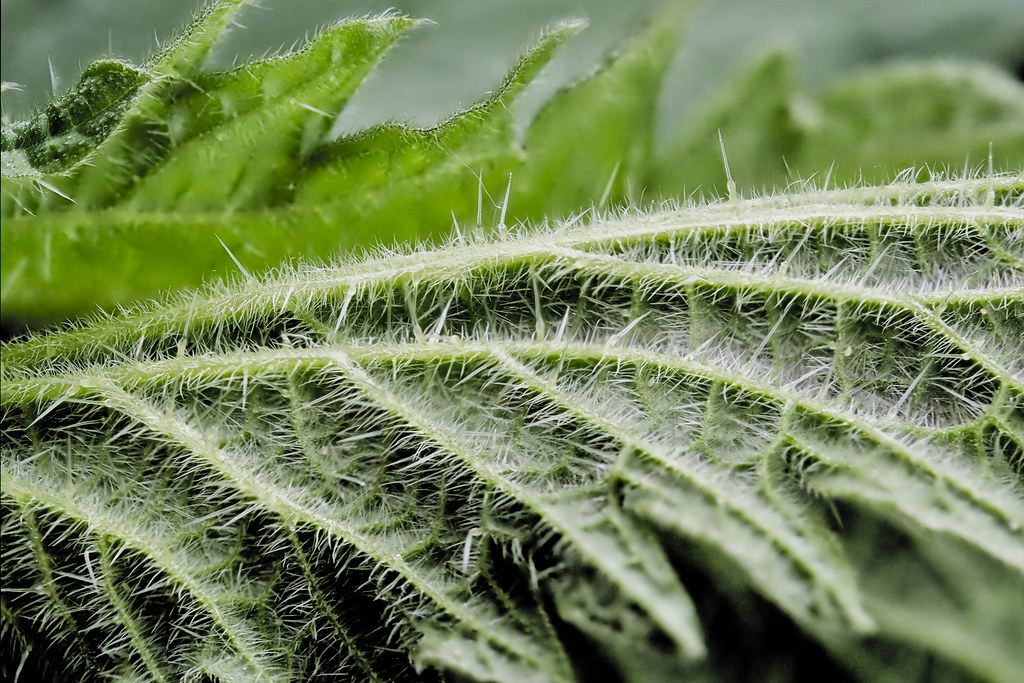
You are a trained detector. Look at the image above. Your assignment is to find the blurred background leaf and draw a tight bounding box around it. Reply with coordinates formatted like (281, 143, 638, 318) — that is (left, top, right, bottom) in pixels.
(4, 0, 1023, 199)
(4, 0, 1023, 133)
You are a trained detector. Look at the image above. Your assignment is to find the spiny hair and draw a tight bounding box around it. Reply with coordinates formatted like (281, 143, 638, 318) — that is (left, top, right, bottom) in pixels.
(3, 168, 1022, 682)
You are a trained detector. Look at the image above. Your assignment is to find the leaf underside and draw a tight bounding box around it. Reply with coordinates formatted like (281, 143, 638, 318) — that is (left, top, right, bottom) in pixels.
(3, 1, 1024, 681)
(3, 173, 1023, 682)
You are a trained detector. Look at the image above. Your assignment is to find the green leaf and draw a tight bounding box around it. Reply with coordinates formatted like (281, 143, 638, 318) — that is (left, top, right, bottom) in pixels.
(1, 3, 681, 323)
(650, 53, 1024, 198)
(1, 9, 427, 320)
(0, 59, 148, 175)
(4, 173, 1023, 682)
(648, 51, 800, 197)
(7, 1, 1024, 325)
(509, 6, 686, 220)
(291, 20, 585, 243)
(3, 4, 1024, 679)
(123, 16, 419, 211)
(52, 0, 256, 206)
(793, 61, 1024, 184)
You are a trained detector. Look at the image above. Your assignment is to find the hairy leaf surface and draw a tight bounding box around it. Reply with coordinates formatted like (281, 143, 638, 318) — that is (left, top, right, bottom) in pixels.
(3, 173, 1023, 682)
(3, 2, 1024, 680)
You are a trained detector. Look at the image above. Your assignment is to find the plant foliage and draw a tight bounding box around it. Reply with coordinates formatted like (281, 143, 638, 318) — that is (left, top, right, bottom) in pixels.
(1, 2, 681, 321)
(4, 0, 1023, 322)
(4, 172, 1024, 681)
(2, 1, 1024, 681)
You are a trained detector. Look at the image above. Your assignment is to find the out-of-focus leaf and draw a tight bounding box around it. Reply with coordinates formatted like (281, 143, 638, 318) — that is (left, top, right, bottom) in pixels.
(509, 6, 686, 220)
(794, 62, 1024, 184)
(652, 54, 1024, 197)
(648, 51, 800, 197)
